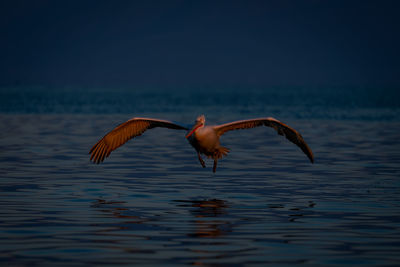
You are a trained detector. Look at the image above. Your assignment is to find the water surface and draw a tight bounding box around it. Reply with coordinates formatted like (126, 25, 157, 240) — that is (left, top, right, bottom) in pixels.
(1, 87, 400, 266)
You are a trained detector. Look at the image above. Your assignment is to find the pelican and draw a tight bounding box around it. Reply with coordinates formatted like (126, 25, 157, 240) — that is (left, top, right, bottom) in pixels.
(89, 115, 314, 172)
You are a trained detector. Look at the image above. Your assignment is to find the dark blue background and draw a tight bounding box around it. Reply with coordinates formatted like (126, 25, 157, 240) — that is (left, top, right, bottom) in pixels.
(1, 0, 400, 88)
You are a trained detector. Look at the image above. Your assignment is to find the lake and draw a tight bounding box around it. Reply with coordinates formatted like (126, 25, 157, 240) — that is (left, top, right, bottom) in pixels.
(0, 87, 399, 266)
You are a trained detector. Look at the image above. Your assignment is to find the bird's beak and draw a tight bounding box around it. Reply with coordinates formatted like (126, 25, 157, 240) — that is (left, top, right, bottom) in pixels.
(186, 123, 203, 138)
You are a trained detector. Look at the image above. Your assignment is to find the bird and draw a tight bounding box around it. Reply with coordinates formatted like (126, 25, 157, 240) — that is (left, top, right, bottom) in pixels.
(89, 115, 314, 172)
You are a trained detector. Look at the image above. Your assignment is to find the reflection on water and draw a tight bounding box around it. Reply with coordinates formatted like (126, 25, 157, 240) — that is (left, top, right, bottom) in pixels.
(0, 114, 400, 266)
(175, 199, 230, 238)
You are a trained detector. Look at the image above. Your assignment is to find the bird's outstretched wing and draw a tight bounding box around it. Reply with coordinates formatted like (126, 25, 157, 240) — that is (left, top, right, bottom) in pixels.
(89, 118, 188, 163)
(213, 117, 314, 163)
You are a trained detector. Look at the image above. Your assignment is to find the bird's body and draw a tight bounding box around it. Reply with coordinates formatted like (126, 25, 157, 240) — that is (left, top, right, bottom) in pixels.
(186, 121, 230, 172)
(90, 115, 314, 172)
(188, 124, 221, 156)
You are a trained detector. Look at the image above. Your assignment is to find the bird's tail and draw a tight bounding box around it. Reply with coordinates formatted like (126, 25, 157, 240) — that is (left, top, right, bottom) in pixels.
(214, 146, 230, 159)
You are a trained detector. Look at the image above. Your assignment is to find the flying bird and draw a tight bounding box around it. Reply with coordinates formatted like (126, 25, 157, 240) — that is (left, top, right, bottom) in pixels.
(89, 115, 314, 172)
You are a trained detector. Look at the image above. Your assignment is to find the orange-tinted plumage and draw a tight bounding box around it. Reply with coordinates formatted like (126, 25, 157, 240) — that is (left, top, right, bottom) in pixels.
(89, 115, 314, 172)
(213, 117, 314, 163)
(89, 118, 187, 164)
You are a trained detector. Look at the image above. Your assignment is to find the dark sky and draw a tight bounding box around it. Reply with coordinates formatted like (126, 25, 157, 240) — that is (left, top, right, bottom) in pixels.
(1, 0, 399, 88)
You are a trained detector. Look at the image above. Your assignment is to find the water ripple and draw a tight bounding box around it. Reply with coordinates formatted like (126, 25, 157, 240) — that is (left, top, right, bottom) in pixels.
(0, 114, 399, 266)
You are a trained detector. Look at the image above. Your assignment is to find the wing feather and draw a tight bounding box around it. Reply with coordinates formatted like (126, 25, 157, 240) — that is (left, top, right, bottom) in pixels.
(214, 117, 314, 163)
(89, 118, 188, 163)
(95, 144, 104, 164)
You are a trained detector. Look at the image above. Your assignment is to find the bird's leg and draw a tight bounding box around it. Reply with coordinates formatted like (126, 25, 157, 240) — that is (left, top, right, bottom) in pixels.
(213, 159, 218, 173)
(197, 152, 206, 168)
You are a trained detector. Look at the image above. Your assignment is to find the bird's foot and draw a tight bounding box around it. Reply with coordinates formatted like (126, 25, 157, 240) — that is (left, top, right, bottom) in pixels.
(200, 159, 206, 168)
(197, 153, 206, 168)
(213, 160, 217, 173)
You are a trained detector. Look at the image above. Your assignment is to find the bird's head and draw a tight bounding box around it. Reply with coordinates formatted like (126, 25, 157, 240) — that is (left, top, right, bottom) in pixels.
(186, 115, 205, 138)
(196, 114, 206, 124)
